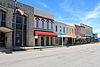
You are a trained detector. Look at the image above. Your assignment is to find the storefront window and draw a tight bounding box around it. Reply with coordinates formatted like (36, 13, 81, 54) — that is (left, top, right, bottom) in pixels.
(15, 14, 27, 46)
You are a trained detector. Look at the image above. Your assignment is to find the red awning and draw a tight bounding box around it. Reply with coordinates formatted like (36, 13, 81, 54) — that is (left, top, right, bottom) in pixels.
(35, 31, 57, 36)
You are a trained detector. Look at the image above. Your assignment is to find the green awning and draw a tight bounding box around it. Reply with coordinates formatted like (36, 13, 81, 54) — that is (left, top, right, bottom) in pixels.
(0, 26, 13, 33)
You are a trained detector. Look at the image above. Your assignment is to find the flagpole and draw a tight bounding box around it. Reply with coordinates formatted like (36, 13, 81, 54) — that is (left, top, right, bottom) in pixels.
(13, 0, 17, 50)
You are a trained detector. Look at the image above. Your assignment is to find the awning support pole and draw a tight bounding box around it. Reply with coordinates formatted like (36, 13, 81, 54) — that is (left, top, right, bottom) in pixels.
(62, 37, 63, 47)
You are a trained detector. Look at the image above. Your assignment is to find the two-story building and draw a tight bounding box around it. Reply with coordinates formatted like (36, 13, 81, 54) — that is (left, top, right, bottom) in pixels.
(75, 24, 85, 38)
(80, 23, 93, 37)
(54, 21, 69, 46)
(33, 8, 57, 46)
(66, 24, 75, 46)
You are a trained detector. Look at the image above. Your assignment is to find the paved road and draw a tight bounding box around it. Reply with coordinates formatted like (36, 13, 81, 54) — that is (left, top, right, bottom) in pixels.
(0, 43, 100, 67)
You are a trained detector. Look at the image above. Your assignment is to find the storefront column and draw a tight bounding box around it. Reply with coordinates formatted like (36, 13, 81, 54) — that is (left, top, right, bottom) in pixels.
(44, 36, 46, 46)
(74, 38, 76, 45)
(6, 10, 13, 49)
(6, 32, 13, 49)
(38, 36, 41, 46)
(65, 38, 68, 45)
(53, 37, 55, 46)
(49, 37, 51, 46)
(62, 37, 63, 47)
(72, 38, 74, 46)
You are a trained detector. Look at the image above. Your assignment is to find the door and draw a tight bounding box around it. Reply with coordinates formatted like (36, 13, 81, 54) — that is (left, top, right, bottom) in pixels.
(16, 30, 22, 46)
(35, 39, 38, 46)
(41, 37, 44, 46)
(51, 37, 53, 46)
(46, 37, 49, 46)
(0, 10, 6, 47)
(0, 32, 5, 47)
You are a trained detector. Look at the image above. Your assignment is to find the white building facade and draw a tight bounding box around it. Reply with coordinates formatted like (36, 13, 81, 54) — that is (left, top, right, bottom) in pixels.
(53, 21, 68, 46)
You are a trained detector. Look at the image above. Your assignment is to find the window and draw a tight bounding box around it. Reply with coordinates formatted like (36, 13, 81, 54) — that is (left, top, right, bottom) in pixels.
(42, 20, 44, 28)
(16, 15, 23, 23)
(47, 22, 49, 29)
(15, 14, 27, 46)
(2, 13, 6, 21)
(0, 11, 6, 26)
(60, 26, 62, 32)
(63, 27, 65, 33)
(36, 19, 39, 27)
(51, 23, 52, 29)
(49, 22, 51, 29)
(72, 29, 74, 33)
(55, 25, 58, 32)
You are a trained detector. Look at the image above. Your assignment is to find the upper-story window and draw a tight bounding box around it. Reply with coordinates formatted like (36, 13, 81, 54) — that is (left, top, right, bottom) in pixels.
(60, 26, 62, 32)
(63, 27, 65, 33)
(42, 20, 44, 28)
(55, 25, 58, 32)
(49, 22, 51, 29)
(72, 29, 73, 33)
(2, 13, 6, 21)
(0, 11, 6, 26)
(47, 22, 49, 29)
(51, 23, 53, 30)
(36, 19, 39, 28)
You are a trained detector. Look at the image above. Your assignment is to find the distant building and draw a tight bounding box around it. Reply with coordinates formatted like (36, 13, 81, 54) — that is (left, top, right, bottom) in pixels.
(80, 23, 93, 37)
(97, 34, 100, 39)
(53, 21, 68, 46)
(66, 25, 75, 37)
(75, 24, 85, 38)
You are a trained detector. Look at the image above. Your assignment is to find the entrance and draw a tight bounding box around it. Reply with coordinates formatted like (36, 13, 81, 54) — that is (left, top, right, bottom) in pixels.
(46, 37, 49, 46)
(35, 39, 38, 46)
(0, 10, 6, 47)
(0, 32, 5, 47)
(41, 37, 44, 46)
(13, 14, 27, 47)
(51, 37, 53, 46)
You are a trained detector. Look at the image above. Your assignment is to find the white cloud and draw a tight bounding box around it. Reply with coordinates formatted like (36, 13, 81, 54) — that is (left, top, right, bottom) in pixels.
(36, 1, 48, 8)
(80, 3, 100, 33)
(59, 0, 84, 21)
(60, 0, 73, 12)
(83, 3, 100, 20)
(93, 29, 100, 33)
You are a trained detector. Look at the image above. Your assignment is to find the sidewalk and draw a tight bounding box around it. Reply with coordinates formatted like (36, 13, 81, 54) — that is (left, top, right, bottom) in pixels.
(0, 42, 99, 54)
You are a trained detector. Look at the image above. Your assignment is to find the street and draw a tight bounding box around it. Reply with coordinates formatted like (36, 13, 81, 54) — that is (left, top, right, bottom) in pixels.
(0, 43, 100, 67)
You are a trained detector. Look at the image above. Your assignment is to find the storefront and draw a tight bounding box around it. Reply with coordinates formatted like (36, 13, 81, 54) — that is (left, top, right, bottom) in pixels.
(34, 31, 57, 46)
(13, 14, 27, 47)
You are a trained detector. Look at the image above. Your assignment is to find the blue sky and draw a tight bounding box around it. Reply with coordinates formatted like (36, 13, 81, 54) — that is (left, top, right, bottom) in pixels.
(18, 0, 100, 33)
